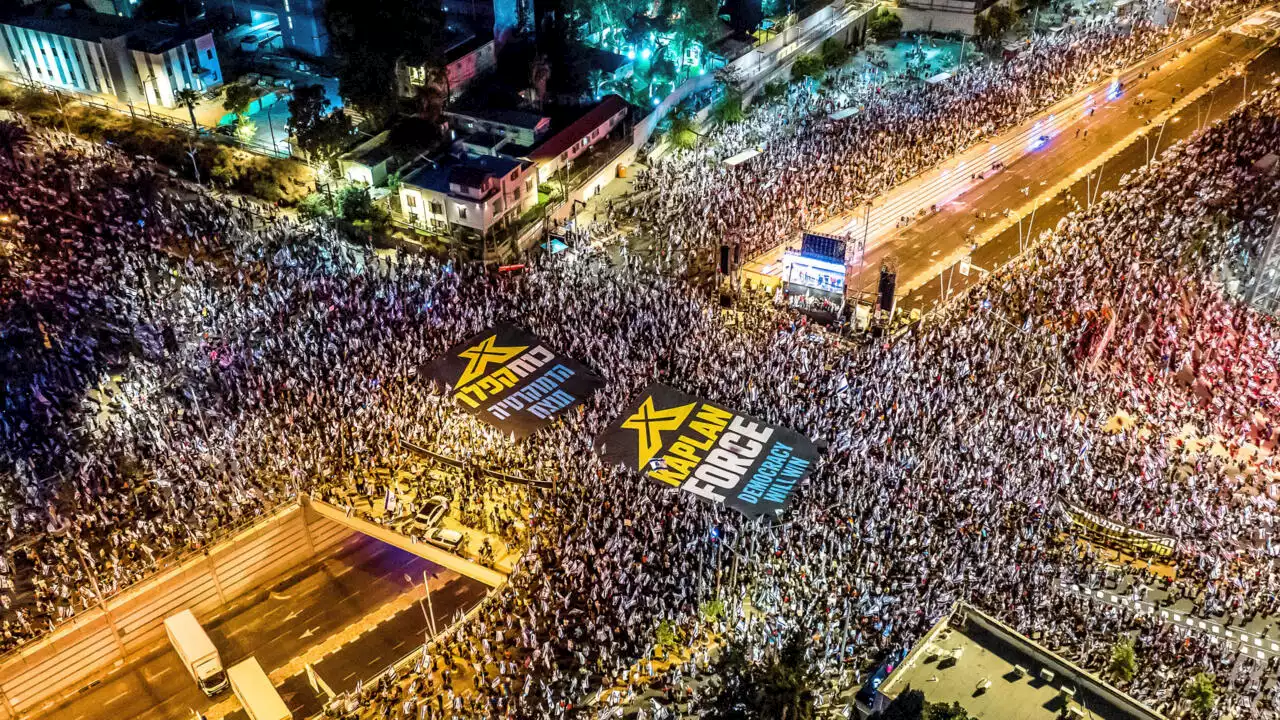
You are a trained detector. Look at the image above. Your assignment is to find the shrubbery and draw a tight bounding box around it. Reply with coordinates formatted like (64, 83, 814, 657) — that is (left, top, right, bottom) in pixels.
(0, 83, 312, 205)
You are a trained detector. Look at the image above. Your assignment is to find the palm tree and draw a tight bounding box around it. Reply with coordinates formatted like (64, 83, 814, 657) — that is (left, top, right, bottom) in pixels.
(0, 120, 32, 165)
(174, 88, 202, 137)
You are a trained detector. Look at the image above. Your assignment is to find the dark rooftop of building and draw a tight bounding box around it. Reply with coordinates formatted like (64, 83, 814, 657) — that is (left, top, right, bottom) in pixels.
(403, 153, 527, 198)
(0, 8, 208, 52)
(445, 30, 494, 64)
(879, 603, 1164, 720)
(446, 107, 549, 132)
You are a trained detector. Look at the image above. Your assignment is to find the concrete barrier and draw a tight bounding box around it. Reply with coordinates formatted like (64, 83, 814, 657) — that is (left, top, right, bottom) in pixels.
(0, 503, 359, 717)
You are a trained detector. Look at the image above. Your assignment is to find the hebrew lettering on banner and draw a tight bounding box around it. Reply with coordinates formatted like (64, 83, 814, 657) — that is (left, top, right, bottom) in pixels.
(424, 324, 603, 439)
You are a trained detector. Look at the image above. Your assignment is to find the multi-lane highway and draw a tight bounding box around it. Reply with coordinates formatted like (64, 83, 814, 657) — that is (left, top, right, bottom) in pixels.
(740, 19, 1275, 317)
(894, 42, 1280, 316)
(37, 535, 488, 720)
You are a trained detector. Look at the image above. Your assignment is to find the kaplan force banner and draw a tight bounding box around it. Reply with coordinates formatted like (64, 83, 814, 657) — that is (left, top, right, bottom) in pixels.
(426, 324, 602, 439)
(596, 384, 818, 517)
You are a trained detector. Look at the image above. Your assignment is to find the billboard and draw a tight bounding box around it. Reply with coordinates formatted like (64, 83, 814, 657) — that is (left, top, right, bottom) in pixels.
(596, 383, 818, 517)
(425, 323, 602, 439)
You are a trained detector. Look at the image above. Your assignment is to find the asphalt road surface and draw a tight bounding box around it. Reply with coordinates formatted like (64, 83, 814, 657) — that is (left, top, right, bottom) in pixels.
(39, 534, 488, 720)
(864, 33, 1279, 316)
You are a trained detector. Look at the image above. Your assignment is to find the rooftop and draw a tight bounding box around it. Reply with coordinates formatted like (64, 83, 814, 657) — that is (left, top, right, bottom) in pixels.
(529, 95, 629, 161)
(445, 30, 494, 64)
(403, 153, 529, 198)
(0, 8, 208, 51)
(879, 603, 1164, 720)
(446, 107, 548, 132)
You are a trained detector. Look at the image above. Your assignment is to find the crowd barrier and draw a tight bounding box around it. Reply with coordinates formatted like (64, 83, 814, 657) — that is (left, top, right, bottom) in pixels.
(400, 440, 554, 489)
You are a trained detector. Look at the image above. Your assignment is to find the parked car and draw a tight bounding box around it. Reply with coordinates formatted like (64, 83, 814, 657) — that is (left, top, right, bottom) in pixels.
(398, 495, 449, 535)
(424, 528, 464, 553)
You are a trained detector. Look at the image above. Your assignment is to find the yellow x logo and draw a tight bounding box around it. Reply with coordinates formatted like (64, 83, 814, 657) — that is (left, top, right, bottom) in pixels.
(622, 396, 695, 469)
(457, 335, 526, 387)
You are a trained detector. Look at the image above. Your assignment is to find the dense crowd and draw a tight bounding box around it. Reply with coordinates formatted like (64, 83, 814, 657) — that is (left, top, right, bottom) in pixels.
(628, 0, 1257, 261)
(3, 7, 1280, 720)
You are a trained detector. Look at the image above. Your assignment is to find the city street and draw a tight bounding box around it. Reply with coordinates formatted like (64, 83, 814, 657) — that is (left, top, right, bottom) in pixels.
(740, 25, 1270, 311)
(896, 44, 1280, 316)
(34, 535, 487, 720)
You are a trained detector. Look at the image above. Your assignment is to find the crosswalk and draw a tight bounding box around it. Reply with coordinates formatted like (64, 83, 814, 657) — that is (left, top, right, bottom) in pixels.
(1061, 581, 1280, 660)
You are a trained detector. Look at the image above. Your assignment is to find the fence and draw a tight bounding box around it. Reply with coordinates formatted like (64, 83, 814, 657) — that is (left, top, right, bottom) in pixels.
(0, 72, 291, 159)
(400, 440, 554, 489)
(0, 503, 357, 719)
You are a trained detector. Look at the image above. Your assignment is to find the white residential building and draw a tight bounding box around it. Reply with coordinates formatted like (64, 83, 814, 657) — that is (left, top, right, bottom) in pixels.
(400, 153, 537, 238)
(0, 9, 222, 109)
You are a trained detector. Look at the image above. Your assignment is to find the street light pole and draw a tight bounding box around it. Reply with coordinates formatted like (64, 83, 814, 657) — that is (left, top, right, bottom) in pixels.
(266, 99, 279, 155)
(421, 571, 437, 637)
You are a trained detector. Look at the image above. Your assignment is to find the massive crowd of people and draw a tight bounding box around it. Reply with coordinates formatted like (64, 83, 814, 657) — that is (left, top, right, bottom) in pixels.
(3, 3, 1280, 720)
(627, 0, 1257, 262)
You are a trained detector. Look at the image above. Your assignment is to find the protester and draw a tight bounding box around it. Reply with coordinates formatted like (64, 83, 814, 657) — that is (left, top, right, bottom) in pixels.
(625, 0, 1253, 263)
(2, 4, 1280, 719)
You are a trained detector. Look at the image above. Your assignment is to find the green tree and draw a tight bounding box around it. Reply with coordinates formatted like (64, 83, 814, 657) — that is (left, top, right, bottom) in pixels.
(675, 0, 721, 56)
(753, 629, 819, 719)
(870, 688, 925, 720)
(223, 84, 255, 118)
(790, 53, 826, 83)
(979, 4, 1017, 44)
(324, 0, 446, 126)
(709, 85, 745, 125)
(336, 185, 389, 233)
(287, 84, 353, 166)
(654, 619, 679, 652)
(761, 80, 788, 102)
(1108, 638, 1137, 683)
(702, 640, 754, 720)
(1182, 673, 1216, 719)
(821, 37, 851, 68)
(867, 8, 903, 42)
(700, 599, 726, 623)
(924, 702, 972, 720)
(174, 88, 202, 137)
(233, 119, 258, 144)
(665, 101, 699, 149)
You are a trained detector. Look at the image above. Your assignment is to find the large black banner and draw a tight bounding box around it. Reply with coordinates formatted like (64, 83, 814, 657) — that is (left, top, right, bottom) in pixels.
(596, 384, 818, 517)
(425, 324, 602, 439)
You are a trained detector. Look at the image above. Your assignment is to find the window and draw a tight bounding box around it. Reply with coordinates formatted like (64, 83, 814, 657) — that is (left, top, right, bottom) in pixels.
(405, 193, 417, 208)
(430, 201, 444, 215)
(456, 205, 468, 220)
(206, 49, 213, 60)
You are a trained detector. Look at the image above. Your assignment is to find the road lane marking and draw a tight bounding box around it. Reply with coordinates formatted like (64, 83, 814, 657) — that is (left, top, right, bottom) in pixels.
(143, 666, 173, 682)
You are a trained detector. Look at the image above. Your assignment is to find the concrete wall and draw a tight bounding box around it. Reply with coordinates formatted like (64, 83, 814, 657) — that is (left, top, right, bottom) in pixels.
(630, 1, 878, 148)
(0, 504, 357, 718)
